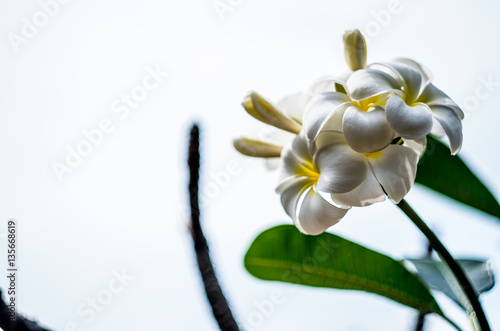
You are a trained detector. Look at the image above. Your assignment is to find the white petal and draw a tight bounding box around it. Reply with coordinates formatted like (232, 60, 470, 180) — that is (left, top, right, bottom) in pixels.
(314, 130, 348, 151)
(314, 143, 368, 194)
(257, 127, 296, 148)
(346, 69, 403, 101)
(316, 103, 351, 134)
(265, 157, 281, 170)
(309, 79, 337, 95)
(242, 91, 302, 133)
(430, 117, 446, 137)
(367, 145, 419, 203)
(402, 136, 427, 157)
(417, 83, 464, 120)
(342, 105, 394, 153)
(369, 62, 423, 103)
(328, 169, 386, 207)
(279, 141, 316, 180)
(296, 187, 350, 235)
(394, 58, 433, 86)
(385, 95, 434, 139)
(291, 131, 315, 164)
(302, 92, 351, 141)
(431, 105, 463, 155)
(280, 145, 303, 179)
(233, 137, 283, 158)
(276, 176, 312, 220)
(309, 73, 351, 96)
(277, 92, 311, 124)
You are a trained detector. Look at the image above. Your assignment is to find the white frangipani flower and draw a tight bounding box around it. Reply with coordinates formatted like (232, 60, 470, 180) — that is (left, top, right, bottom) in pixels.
(275, 133, 350, 235)
(302, 29, 463, 155)
(234, 28, 465, 235)
(369, 61, 464, 154)
(302, 74, 403, 154)
(277, 131, 419, 235)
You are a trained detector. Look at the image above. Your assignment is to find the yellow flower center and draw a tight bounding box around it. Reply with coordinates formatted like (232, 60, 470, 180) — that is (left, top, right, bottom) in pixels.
(365, 151, 382, 159)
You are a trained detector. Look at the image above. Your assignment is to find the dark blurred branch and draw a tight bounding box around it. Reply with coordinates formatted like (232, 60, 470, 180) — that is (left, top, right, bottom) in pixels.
(187, 124, 240, 331)
(0, 289, 51, 331)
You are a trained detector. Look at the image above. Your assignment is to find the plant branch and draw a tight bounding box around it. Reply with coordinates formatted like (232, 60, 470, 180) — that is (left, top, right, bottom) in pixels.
(0, 289, 51, 331)
(396, 199, 490, 331)
(187, 124, 240, 331)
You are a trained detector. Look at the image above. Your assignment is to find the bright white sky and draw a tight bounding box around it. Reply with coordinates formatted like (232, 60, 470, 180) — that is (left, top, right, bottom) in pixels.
(1, 0, 500, 330)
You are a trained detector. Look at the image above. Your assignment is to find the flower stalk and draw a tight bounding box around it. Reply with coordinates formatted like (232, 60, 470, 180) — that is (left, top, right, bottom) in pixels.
(396, 199, 490, 331)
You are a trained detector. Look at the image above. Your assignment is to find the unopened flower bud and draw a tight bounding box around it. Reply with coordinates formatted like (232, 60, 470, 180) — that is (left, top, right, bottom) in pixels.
(343, 29, 367, 71)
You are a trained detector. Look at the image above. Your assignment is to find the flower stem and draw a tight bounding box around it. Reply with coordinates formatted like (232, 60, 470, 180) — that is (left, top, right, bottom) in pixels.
(396, 199, 490, 331)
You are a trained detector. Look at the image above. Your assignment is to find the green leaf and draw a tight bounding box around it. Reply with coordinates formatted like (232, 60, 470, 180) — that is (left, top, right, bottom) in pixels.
(245, 225, 443, 315)
(416, 135, 500, 218)
(406, 258, 495, 310)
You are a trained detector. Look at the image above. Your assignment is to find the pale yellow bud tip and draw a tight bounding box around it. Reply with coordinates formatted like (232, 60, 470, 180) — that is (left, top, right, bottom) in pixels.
(343, 29, 367, 71)
(233, 137, 283, 158)
(240, 91, 302, 134)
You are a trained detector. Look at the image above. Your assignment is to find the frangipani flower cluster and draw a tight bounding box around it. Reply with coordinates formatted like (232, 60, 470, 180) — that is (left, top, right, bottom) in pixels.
(234, 30, 464, 235)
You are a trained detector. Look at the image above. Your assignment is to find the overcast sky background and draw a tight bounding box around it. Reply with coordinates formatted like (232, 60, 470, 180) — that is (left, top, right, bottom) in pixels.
(1, 0, 500, 330)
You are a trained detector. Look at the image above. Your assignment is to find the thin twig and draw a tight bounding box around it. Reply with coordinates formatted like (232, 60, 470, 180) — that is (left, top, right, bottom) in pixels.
(0, 289, 51, 331)
(187, 124, 240, 331)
